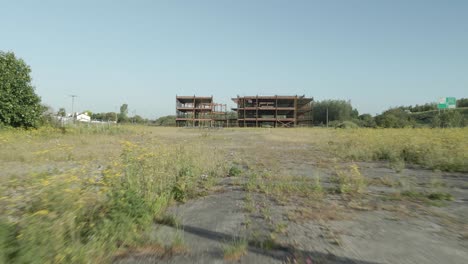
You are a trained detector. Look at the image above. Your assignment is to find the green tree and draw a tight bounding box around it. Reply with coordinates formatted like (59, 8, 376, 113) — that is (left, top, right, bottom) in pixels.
(40, 104, 55, 126)
(131, 115, 145, 124)
(432, 110, 465, 128)
(312, 100, 357, 125)
(375, 108, 416, 128)
(118, 104, 129, 123)
(357, 114, 376, 128)
(154, 115, 176, 126)
(105, 112, 117, 122)
(57, 108, 66, 117)
(0, 51, 43, 128)
(227, 111, 238, 119)
(83, 110, 92, 117)
(457, 98, 468, 108)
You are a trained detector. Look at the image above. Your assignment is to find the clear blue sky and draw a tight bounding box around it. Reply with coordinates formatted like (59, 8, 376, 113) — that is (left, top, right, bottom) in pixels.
(1, 0, 467, 118)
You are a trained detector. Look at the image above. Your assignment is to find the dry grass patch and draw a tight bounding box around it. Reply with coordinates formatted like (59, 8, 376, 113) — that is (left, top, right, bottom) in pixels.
(223, 238, 248, 261)
(331, 164, 367, 195)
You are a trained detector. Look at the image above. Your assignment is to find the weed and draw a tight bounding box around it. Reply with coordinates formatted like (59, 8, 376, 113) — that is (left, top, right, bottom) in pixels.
(327, 128, 468, 172)
(401, 190, 453, 201)
(390, 159, 405, 173)
(260, 206, 272, 222)
(331, 164, 367, 195)
(427, 192, 453, 201)
(228, 166, 242, 177)
(244, 173, 258, 192)
(429, 176, 447, 188)
(373, 175, 396, 187)
(167, 230, 186, 255)
(172, 182, 188, 202)
(274, 222, 288, 235)
(398, 190, 454, 206)
(251, 236, 279, 251)
(244, 194, 255, 213)
(0, 126, 225, 263)
(223, 237, 248, 261)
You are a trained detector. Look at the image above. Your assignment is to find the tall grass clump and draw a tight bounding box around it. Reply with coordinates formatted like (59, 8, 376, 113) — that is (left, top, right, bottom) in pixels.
(331, 164, 367, 195)
(223, 237, 248, 261)
(0, 135, 225, 263)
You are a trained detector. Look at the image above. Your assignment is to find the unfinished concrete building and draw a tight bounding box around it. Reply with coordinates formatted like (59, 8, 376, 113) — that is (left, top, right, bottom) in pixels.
(232, 95, 313, 127)
(176, 96, 228, 127)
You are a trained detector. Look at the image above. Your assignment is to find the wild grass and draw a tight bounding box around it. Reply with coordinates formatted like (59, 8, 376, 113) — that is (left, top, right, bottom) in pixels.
(243, 171, 324, 203)
(222, 237, 248, 261)
(387, 189, 454, 207)
(167, 230, 187, 255)
(331, 128, 468, 172)
(0, 125, 226, 263)
(243, 193, 255, 213)
(264, 127, 468, 172)
(1, 126, 465, 262)
(331, 164, 367, 195)
(273, 222, 288, 235)
(228, 166, 242, 177)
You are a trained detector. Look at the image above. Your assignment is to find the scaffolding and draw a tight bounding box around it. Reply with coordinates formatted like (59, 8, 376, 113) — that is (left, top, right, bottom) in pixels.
(176, 95, 230, 127)
(232, 95, 313, 127)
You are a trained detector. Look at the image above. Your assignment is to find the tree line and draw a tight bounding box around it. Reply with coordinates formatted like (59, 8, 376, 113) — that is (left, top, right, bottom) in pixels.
(312, 99, 467, 128)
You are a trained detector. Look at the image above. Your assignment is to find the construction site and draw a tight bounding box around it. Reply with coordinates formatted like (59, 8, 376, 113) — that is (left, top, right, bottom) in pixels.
(233, 95, 313, 127)
(176, 95, 313, 128)
(175, 96, 231, 127)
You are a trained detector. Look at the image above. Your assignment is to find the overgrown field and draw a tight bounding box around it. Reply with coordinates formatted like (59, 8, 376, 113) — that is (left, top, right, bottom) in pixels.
(0, 126, 226, 263)
(266, 127, 468, 172)
(0, 126, 467, 263)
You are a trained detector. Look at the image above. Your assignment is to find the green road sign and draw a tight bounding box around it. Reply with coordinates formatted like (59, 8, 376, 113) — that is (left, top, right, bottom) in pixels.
(438, 97, 456, 109)
(447, 97, 456, 108)
(438, 103, 447, 109)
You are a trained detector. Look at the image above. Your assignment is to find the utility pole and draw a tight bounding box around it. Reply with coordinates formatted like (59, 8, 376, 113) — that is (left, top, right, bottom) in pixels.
(69, 95, 78, 121)
(326, 107, 329, 128)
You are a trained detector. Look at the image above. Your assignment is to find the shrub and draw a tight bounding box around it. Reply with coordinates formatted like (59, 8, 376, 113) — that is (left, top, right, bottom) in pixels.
(333, 121, 359, 129)
(228, 166, 242, 176)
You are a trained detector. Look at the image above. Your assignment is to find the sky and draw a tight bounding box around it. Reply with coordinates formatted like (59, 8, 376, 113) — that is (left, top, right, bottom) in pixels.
(1, 0, 467, 118)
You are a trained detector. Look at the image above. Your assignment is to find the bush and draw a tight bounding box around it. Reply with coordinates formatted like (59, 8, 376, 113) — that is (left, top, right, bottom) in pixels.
(228, 166, 242, 176)
(330, 120, 359, 129)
